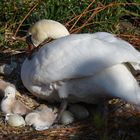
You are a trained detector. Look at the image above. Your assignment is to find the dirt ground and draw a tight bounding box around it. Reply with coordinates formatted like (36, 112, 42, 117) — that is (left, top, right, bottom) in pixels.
(0, 50, 140, 140)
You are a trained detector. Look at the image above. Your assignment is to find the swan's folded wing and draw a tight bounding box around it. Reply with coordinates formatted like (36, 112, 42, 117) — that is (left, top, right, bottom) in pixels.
(22, 34, 140, 84)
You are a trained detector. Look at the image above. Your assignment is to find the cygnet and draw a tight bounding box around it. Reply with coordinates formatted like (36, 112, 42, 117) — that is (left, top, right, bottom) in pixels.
(25, 104, 57, 131)
(1, 86, 30, 115)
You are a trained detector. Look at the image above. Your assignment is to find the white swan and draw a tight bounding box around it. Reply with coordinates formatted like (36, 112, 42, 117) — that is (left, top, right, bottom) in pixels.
(21, 19, 140, 108)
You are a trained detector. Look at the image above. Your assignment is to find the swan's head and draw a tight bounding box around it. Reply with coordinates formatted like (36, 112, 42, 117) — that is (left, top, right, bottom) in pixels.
(3, 86, 16, 99)
(26, 19, 70, 48)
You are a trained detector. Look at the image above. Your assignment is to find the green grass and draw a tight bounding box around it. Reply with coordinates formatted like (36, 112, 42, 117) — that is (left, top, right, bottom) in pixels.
(0, 0, 140, 49)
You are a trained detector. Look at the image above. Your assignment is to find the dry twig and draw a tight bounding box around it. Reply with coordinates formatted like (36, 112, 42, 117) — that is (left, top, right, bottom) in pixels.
(69, 0, 96, 32)
(13, 3, 39, 39)
(70, 2, 140, 33)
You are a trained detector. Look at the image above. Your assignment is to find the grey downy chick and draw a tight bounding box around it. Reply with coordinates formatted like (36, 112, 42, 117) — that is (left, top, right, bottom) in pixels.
(1, 86, 30, 115)
(25, 104, 57, 131)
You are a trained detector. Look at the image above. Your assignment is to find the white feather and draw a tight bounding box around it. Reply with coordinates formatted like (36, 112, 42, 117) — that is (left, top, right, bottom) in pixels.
(21, 20, 140, 105)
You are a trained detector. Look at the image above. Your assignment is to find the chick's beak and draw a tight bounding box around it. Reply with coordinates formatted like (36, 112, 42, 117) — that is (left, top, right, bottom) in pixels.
(3, 96, 8, 100)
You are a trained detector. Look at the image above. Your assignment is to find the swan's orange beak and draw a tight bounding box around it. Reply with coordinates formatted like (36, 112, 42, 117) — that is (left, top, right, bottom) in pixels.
(26, 35, 35, 50)
(28, 44, 34, 52)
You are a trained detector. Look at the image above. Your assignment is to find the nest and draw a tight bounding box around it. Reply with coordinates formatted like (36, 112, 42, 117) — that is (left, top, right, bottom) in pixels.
(0, 47, 140, 140)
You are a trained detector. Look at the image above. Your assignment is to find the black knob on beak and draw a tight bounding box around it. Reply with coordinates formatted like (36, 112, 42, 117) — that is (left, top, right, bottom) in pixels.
(26, 35, 32, 45)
